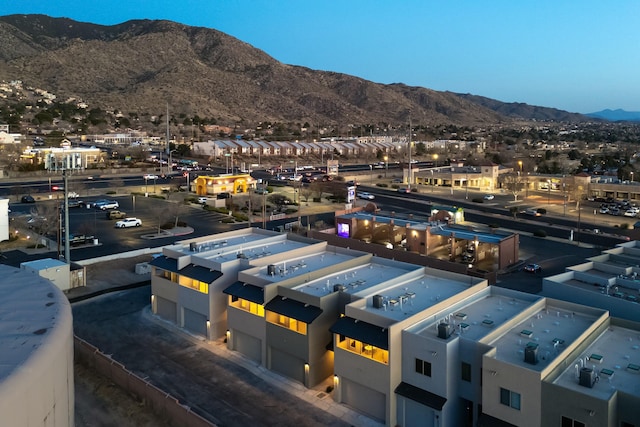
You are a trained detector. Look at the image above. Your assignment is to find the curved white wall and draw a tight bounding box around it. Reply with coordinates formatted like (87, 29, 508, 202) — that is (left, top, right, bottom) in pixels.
(0, 265, 74, 426)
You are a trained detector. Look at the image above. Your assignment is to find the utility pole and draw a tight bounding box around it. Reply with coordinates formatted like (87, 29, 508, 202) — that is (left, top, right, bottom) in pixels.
(165, 103, 170, 176)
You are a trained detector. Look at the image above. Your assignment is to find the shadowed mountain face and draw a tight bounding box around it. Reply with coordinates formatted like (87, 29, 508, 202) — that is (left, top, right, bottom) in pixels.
(0, 14, 588, 125)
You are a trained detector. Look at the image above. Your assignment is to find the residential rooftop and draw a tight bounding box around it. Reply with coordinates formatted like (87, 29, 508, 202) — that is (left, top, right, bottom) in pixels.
(355, 269, 483, 322)
(488, 303, 601, 372)
(293, 259, 422, 297)
(408, 288, 542, 341)
(552, 321, 640, 400)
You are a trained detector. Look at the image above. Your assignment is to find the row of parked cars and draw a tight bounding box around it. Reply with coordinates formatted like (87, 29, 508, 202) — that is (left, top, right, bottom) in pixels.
(598, 200, 639, 217)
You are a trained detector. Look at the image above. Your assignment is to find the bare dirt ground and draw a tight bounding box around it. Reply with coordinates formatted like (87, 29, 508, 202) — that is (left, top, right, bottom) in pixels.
(74, 362, 172, 427)
(75, 255, 168, 427)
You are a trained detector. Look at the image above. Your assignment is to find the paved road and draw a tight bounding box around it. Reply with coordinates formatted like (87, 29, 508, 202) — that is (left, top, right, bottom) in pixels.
(72, 286, 351, 427)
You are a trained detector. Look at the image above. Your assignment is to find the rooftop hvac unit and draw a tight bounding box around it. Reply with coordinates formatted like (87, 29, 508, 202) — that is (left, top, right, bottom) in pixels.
(373, 295, 384, 309)
(189, 242, 197, 252)
(438, 322, 453, 339)
(267, 264, 276, 276)
(334, 284, 346, 292)
(579, 367, 596, 388)
(524, 343, 539, 365)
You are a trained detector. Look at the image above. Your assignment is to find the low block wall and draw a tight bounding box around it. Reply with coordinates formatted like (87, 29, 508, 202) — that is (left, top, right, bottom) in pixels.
(74, 336, 216, 427)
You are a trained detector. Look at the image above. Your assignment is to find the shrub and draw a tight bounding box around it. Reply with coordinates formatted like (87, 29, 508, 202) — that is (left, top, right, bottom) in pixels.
(221, 217, 235, 223)
(376, 183, 388, 188)
(391, 184, 400, 189)
(533, 229, 547, 237)
(619, 223, 629, 229)
(232, 212, 248, 221)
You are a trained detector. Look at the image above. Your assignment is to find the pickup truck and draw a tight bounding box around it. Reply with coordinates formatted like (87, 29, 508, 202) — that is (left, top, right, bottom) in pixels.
(63, 234, 95, 247)
(106, 210, 127, 220)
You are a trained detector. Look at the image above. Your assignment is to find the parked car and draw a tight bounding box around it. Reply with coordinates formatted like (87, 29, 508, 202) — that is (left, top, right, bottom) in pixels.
(217, 192, 231, 199)
(523, 263, 542, 273)
(623, 210, 637, 217)
(106, 210, 127, 219)
(254, 188, 270, 195)
(95, 200, 119, 210)
(483, 194, 495, 200)
(67, 191, 80, 198)
(197, 197, 209, 204)
(143, 174, 159, 180)
(357, 192, 375, 200)
(114, 218, 142, 228)
(21, 195, 35, 203)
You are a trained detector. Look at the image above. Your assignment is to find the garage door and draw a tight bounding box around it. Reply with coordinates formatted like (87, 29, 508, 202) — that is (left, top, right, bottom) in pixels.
(183, 308, 207, 337)
(156, 296, 177, 323)
(235, 330, 262, 363)
(342, 378, 385, 422)
(270, 347, 304, 384)
(399, 396, 436, 427)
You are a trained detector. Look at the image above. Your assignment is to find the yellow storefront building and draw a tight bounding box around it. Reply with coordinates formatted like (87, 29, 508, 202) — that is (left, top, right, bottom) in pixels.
(193, 174, 257, 196)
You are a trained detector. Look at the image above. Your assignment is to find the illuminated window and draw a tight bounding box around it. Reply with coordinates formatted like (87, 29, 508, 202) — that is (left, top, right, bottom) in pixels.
(266, 311, 307, 334)
(229, 297, 264, 317)
(335, 335, 388, 364)
(177, 275, 208, 293)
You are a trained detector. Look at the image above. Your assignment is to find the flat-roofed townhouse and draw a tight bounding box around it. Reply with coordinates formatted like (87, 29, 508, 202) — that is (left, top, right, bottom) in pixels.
(543, 244, 640, 323)
(225, 246, 425, 387)
(330, 268, 487, 426)
(150, 228, 320, 338)
(541, 317, 640, 427)
(480, 300, 608, 427)
(398, 286, 542, 427)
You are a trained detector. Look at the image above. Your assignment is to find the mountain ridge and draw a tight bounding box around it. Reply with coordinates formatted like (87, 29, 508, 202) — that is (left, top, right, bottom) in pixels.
(0, 14, 592, 127)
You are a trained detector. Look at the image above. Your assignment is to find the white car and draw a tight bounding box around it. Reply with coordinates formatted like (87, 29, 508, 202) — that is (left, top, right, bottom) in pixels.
(115, 218, 142, 228)
(143, 174, 159, 180)
(95, 200, 119, 210)
(623, 210, 637, 217)
(197, 196, 209, 204)
(483, 194, 495, 200)
(357, 192, 375, 200)
(67, 191, 80, 198)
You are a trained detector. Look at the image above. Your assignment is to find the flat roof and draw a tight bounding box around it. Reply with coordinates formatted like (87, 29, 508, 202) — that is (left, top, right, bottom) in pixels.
(337, 211, 432, 228)
(250, 249, 363, 284)
(21, 258, 68, 270)
(293, 260, 421, 297)
(408, 290, 542, 341)
(488, 304, 599, 372)
(357, 271, 479, 322)
(172, 230, 315, 263)
(552, 322, 640, 400)
(0, 265, 70, 381)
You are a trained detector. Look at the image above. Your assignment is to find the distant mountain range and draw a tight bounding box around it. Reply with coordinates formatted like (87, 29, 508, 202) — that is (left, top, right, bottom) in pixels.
(586, 109, 640, 122)
(0, 14, 596, 126)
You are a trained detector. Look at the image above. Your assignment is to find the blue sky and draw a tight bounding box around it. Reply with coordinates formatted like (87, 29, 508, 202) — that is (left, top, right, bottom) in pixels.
(4, 1, 640, 113)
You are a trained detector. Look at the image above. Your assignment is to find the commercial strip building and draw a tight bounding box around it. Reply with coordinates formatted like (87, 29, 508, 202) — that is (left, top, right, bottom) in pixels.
(335, 210, 519, 272)
(192, 173, 257, 196)
(0, 265, 74, 427)
(149, 228, 640, 426)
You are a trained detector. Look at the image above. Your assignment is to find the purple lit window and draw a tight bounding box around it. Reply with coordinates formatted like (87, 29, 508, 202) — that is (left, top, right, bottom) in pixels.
(337, 223, 350, 238)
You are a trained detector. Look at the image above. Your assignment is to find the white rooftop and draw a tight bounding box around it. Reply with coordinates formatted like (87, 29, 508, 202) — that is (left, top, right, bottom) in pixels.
(409, 289, 542, 341)
(488, 304, 599, 372)
(251, 249, 365, 284)
(552, 322, 640, 399)
(0, 265, 70, 380)
(293, 259, 422, 297)
(357, 270, 481, 322)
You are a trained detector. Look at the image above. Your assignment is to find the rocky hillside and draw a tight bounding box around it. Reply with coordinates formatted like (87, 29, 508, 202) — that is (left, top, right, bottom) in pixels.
(0, 14, 587, 126)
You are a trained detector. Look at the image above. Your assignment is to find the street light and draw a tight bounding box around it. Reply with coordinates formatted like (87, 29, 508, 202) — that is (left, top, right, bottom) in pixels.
(547, 179, 551, 205)
(433, 153, 438, 168)
(369, 164, 373, 184)
(383, 155, 388, 177)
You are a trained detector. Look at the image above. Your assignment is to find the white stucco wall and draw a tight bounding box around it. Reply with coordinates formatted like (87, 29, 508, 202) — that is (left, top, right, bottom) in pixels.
(0, 265, 74, 426)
